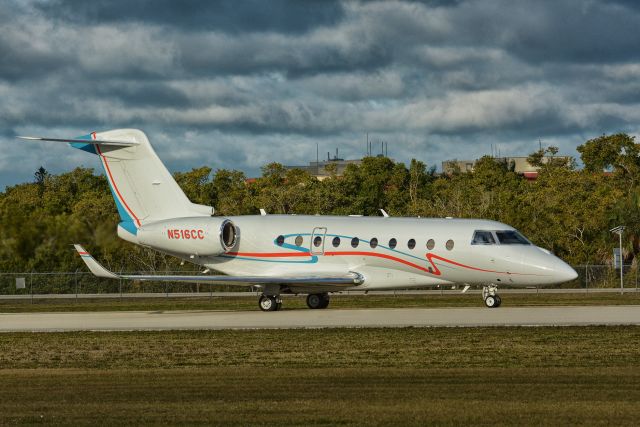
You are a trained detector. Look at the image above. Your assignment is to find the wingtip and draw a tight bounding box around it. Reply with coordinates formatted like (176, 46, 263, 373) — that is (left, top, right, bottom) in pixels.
(73, 244, 120, 279)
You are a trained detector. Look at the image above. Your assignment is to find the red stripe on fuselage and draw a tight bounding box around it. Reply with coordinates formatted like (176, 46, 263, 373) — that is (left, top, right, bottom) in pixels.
(226, 249, 535, 277)
(426, 253, 501, 275)
(325, 251, 433, 273)
(95, 143, 141, 227)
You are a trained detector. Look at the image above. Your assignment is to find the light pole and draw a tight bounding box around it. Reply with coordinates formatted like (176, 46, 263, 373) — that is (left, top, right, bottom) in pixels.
(610, 226, 626, 295)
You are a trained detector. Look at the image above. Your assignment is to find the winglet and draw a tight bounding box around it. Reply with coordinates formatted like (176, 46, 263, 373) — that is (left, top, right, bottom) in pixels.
(74, 244, 121, 279)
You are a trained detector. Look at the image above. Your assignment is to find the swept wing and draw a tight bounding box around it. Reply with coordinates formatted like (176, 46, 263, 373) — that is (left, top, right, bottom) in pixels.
(74, 245, 362, 287)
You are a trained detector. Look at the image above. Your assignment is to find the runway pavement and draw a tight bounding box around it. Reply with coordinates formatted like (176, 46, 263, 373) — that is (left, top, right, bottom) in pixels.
(1, 305, 639, 332)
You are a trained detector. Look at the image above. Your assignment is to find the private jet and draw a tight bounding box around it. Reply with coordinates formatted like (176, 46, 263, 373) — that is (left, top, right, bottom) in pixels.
(21, 129, 578, 311)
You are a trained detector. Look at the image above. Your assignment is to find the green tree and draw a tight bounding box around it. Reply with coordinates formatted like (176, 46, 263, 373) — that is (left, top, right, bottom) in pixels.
(173, 167, 214, 206)
(577, 133, 639, 191)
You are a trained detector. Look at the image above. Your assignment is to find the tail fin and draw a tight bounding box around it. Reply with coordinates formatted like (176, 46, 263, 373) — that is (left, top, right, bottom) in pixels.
(83, 130, 213, 236)
(23, 129, 213, 239)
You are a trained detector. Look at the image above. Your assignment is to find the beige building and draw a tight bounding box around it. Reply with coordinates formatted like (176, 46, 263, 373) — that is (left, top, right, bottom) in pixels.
(285, 150, 364, 180)
(442, 156, 570, 180)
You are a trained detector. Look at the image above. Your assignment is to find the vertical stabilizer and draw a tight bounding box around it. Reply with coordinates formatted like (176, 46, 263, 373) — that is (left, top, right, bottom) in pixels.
(71, 129, 213, 235)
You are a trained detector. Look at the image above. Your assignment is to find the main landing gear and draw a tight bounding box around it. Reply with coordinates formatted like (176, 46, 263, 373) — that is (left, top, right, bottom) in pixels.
(306, 293, 330, 309)
(482, 285, 502, 308)
(258, 293, 330, 311)
(258, 294, 282, 312)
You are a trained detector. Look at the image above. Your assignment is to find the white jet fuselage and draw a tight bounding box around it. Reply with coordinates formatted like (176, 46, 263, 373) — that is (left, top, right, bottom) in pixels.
(174, 215, 577, 290)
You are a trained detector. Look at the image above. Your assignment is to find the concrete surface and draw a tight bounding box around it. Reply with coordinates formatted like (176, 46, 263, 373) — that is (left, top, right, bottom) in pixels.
(1, 305, 639, 332)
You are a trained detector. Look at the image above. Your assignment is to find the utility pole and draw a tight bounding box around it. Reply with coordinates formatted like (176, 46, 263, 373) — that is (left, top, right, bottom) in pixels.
(610, 226, 626, 295)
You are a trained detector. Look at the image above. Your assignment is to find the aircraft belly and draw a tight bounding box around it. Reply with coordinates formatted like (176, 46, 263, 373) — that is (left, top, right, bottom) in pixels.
(205, 256, 349, 278)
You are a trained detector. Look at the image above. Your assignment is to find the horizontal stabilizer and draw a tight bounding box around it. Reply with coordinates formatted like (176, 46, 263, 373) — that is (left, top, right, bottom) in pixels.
(18, 136, 138, 147)
(74, 244, 362, 286)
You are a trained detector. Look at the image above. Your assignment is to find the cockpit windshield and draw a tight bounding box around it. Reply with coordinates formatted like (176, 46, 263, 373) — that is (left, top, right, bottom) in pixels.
(495, 230, 530, 245)
(471, 231, 495, 245)
(472, 230, 531, 245)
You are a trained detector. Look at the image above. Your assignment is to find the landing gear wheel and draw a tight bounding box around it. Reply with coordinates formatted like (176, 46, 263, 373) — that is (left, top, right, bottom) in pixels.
(482, 285, 501, 308)
(259, 295, 280, 312)
(484, 295, 498, 308)
(306, 293, 330, 309)
(319, 293, 330, 309)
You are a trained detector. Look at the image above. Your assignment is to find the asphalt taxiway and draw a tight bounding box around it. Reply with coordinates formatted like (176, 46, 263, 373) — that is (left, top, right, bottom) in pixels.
(1, 305, 639, 332)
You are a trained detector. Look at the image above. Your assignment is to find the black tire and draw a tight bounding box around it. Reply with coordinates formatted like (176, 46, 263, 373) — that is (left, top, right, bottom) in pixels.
(259, 295, 278, 312)
(484, 295, 497, 308)
(306, 293, 324, 309)
(319, 293, 330, 309)
(494, 295, 502, 307)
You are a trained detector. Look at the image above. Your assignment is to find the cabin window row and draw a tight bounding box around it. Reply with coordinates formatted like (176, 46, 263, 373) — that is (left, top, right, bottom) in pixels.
(276, 235, 454, 251)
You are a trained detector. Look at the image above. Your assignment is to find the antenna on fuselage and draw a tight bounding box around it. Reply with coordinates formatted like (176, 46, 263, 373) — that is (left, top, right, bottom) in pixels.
(380, 209, 389, 217)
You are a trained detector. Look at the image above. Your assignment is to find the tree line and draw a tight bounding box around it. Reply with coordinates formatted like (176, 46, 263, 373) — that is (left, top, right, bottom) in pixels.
(1, 133, 638, 273)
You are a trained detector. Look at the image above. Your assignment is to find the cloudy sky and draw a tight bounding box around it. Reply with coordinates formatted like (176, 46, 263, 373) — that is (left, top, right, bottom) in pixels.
(2, 0, 640, 188)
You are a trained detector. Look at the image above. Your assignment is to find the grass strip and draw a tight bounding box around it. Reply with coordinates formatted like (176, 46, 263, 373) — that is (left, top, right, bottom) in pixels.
(1, 292, 639, 313)
(1, 327, 639, 425)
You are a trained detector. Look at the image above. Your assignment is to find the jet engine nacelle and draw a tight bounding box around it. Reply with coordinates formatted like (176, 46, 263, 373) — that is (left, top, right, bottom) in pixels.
(137, 217, 237, 257)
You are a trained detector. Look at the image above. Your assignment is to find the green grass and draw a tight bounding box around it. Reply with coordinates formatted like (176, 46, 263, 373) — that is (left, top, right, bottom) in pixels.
(0, 327, 639, 425)
(1, 291, 639, 313)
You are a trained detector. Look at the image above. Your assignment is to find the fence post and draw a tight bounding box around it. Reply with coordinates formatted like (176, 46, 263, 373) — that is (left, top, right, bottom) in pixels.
(75, 270, 79, 302)
(585, 265, 589, 293)
(30, 272, 33, 304)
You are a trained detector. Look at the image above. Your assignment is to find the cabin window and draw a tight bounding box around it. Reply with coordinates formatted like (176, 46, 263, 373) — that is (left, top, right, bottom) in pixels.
(408, 239, 416, 249)
(472, 230, 496, 245)
(313, 236, 322, 247)
(370, 238, 378, 249)
(426, 239, 435, 250)
(332, 236, 341, 247)
(446, 239, 454, 250)
(295, 235, 303, 246)
(496, 230, 530, 245)
(389, 238, 397, 249)
(351, 237, 360, 248)
(276, 235, 285, 246)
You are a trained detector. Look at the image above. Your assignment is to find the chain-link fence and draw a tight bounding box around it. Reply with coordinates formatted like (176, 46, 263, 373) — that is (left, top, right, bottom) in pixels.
(0, 271, 256, 296)
(1, 264, 638, 296)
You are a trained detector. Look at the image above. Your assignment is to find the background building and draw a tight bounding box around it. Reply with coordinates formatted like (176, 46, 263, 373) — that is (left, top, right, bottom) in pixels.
(285, 149, 364, 180)
(442, 155, 571, 180)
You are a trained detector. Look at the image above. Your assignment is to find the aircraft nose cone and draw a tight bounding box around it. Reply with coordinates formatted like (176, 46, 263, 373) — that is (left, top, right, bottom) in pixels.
(555, 260, 578, 283)
(529, 247, 578, 284)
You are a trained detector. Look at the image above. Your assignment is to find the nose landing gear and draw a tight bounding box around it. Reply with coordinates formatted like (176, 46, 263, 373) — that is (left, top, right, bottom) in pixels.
(482, 285, 502, 308)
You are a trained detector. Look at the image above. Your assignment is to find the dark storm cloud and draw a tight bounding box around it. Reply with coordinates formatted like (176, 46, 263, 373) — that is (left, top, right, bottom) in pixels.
(2, 0, 640, 188)
(36, 0, 345, 34)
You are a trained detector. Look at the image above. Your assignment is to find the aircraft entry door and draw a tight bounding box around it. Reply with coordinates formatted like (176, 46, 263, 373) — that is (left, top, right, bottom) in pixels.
(310, 227, 327, 255)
